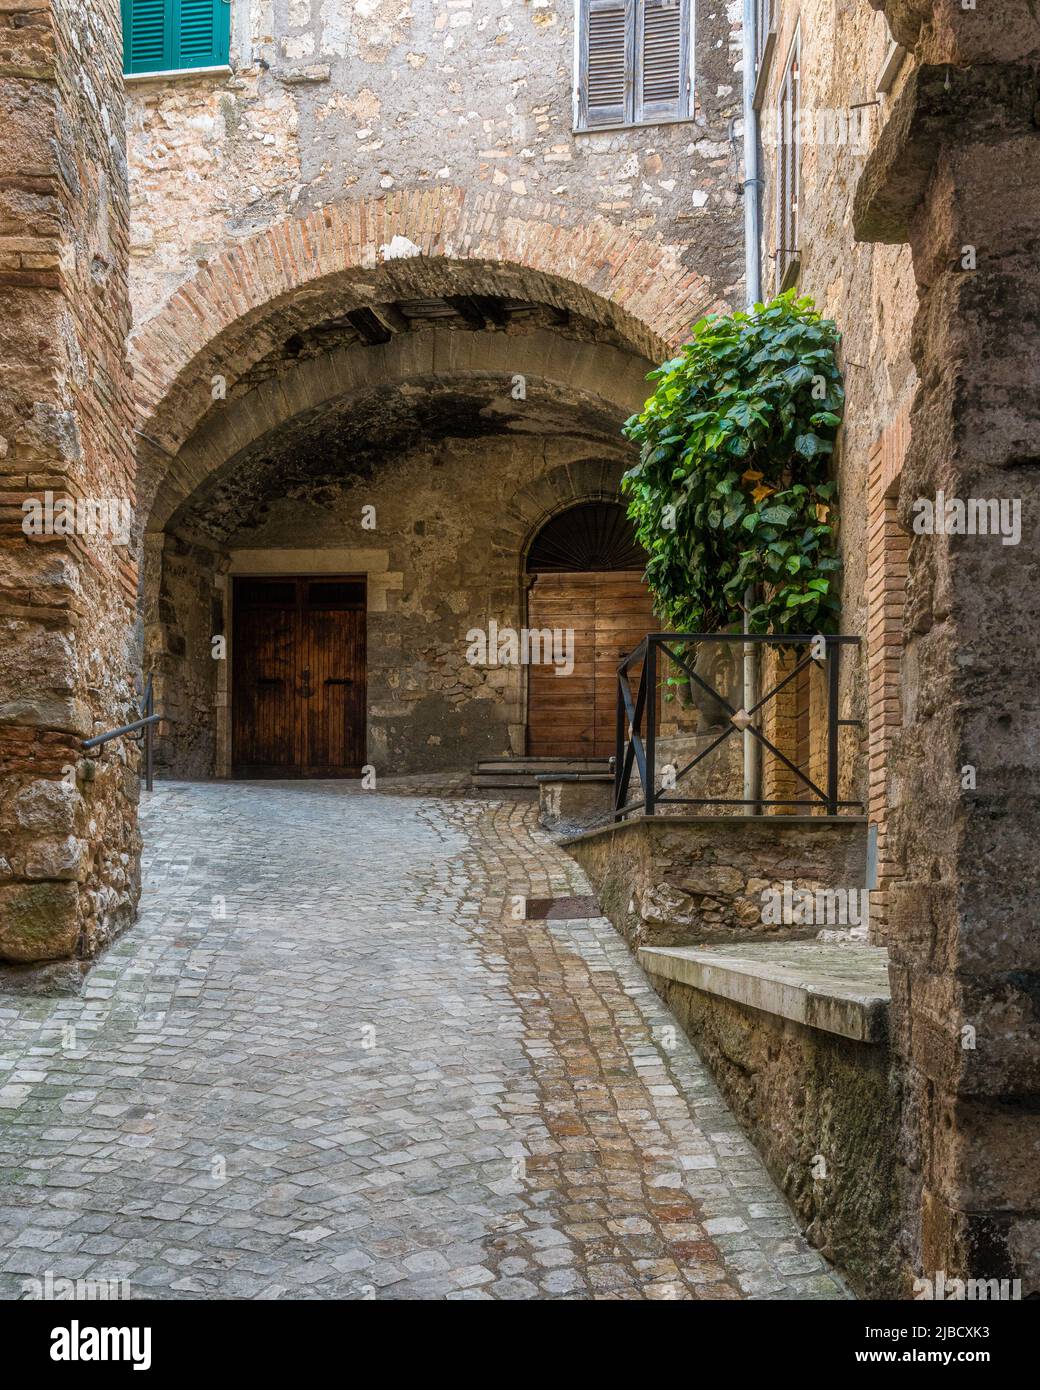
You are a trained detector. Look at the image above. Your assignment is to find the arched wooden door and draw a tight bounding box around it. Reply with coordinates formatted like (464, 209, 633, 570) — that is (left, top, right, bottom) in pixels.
(525, 503, 655, 758)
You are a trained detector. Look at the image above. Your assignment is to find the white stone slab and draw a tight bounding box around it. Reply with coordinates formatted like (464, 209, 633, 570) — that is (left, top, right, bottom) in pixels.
(638, 940, 891, 1043)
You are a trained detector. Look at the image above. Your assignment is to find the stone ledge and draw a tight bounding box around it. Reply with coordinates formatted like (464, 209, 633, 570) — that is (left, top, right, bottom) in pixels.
(124, 66, 233, 85)
(561, 811, 867, 847)
(638, 940, 891, 1043)
(534, 772, 613, 783)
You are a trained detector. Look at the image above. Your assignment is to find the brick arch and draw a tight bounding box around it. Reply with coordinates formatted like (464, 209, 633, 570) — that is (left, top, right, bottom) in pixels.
(130, 187, 718, 461)
(145, 328, 651, 533)
(494, 458, 637, 583)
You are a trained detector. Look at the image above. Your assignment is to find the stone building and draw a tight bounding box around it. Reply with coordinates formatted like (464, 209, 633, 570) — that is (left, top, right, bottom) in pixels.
(125, 0, 746, 780)
(1, 0, 1038, 1299)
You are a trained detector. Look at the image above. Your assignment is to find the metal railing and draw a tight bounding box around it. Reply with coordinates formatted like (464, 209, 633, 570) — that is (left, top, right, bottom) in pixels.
(614, 632, 861, 822)
(82, 673, 160, 791)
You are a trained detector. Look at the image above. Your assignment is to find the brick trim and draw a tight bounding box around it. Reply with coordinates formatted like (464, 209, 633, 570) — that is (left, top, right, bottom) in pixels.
(866, 403, 911, 941)
(130, 188, 719, 459)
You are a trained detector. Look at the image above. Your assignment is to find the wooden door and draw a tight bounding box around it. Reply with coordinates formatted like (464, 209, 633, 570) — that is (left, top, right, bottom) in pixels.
(232, 577, 366, 777)
(526, 570, 655, 757)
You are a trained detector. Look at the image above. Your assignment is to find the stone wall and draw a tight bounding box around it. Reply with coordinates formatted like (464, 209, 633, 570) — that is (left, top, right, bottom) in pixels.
(852, 0, 1040, 1299)
(652, 972, 900, 1297)
(0, 0, 140, 968)
(150, 433, 637, 776)
(564, 815, 868, 949)
(125, 0, 746, 325)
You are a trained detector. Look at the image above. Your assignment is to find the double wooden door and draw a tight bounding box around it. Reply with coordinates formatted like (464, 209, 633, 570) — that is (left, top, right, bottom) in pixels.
(232, 576, 366, 777)
(526, 570, 656, 758)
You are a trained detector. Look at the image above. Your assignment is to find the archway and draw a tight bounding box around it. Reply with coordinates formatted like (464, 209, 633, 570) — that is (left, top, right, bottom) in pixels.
(129, 202, 708, 782)
(129, 189, 717, 476)
(524, 500, 653, 759)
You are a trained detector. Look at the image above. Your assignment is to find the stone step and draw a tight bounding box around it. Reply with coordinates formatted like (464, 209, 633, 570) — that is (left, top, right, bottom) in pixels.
(471, 778, 540, 788)
(473, 758, 611, 776)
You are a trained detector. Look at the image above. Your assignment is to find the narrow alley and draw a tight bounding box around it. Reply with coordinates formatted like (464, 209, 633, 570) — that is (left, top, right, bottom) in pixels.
(0, 785, 845, 1301)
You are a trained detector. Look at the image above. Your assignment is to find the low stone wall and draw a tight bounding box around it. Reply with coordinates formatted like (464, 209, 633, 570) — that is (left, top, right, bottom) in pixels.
(563, 814, 868, 950)
(651, 729, 746, 816)
(649, 963, 900, 1298)
(537, 776, 613, 835)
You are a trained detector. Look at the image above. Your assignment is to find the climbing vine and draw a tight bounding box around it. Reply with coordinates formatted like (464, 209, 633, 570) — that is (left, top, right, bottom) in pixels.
(621, 291, 845, 635)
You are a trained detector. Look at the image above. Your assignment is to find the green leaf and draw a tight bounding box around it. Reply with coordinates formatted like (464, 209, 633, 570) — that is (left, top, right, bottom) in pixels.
(621, 291, 843, 637)
(759, 505, 795, 526)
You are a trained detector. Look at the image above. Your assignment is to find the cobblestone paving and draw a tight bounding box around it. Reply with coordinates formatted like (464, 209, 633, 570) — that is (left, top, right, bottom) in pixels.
(0, 783, 848, 1300)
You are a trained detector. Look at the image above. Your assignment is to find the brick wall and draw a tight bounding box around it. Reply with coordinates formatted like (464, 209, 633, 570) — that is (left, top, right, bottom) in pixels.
(753, 0, 918, 826)
(0, 0, 140, 966)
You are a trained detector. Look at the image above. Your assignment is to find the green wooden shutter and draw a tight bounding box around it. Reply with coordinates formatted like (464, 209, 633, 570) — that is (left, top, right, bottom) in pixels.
(122, 0, 170, 73)
(175, 0, 229, 68)
(122, 0, 230, 74)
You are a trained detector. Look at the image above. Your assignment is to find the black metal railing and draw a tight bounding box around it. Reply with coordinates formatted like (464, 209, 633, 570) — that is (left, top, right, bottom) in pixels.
(614, 632, 861, 821)
(82, 674, 160, 791)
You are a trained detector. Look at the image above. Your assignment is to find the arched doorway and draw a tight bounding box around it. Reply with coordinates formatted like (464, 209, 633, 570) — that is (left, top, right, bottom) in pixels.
(525, 501, 655, 758)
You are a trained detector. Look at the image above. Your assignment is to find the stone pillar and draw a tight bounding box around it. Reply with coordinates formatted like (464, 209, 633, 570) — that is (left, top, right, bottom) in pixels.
(855, 1, 1040, 1292)
(0, 0, 140, 969)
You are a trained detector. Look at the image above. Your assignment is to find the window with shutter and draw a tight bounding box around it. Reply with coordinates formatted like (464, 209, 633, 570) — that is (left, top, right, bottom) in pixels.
(752, 0, 777, 106)
(121, 0, 231, 75)
(577, 0, 692, 131)
(775, 29, 801, 292)
(586, 0, 628, 127)
(638, 0, 683, 123)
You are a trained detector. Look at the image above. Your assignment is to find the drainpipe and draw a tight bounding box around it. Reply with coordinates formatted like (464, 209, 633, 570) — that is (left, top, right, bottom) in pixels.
(742, 0, 762, 812)
(742, 0, 763, 308)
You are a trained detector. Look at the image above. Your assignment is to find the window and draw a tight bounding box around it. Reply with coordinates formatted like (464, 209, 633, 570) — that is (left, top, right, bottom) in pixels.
(576, 0, 692, 131)
(752, 0, 777, 107)
(775, 29, 800, 291)
(121, 0, 231, 76)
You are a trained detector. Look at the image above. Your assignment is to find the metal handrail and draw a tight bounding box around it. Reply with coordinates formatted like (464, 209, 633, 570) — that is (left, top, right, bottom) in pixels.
(614, 632, 862, 822)
(82, 674, 158, 791)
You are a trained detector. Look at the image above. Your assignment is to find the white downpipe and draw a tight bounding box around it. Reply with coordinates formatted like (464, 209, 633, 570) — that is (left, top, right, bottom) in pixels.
(742, 0, 762, 812)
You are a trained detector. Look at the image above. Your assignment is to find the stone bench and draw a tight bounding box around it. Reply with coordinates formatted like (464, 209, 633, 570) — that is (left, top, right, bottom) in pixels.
(638, 939, 891, 1042)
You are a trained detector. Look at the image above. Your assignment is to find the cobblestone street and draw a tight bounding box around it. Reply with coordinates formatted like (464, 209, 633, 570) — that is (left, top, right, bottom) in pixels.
(0, 784, 846, 1300)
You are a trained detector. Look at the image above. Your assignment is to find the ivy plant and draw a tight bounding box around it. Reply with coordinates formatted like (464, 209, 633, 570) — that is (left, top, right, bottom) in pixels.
(621, 291, 844, 635)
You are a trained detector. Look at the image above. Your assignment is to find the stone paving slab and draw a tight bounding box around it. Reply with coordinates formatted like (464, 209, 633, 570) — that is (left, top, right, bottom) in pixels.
(0, 782, 848, 1301)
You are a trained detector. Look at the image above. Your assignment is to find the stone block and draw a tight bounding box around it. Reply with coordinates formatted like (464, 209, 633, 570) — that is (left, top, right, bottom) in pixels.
(0, 880, 79, 961)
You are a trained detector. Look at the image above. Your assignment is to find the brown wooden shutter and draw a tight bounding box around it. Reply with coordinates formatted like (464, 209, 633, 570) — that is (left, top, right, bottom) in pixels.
(638, 0, 684, 122)
(584, 0, 628, 127)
